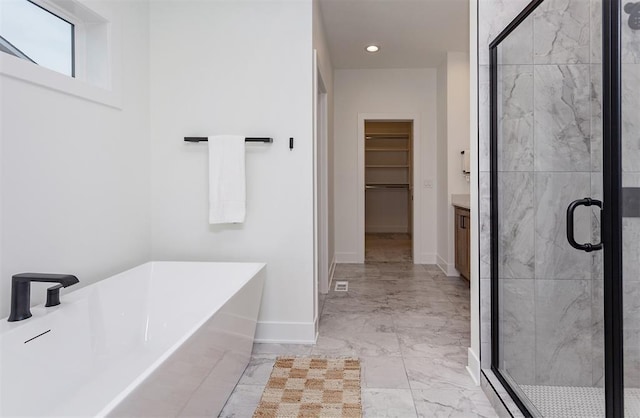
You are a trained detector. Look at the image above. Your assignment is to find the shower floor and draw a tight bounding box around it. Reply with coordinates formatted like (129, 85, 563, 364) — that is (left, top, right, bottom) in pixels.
(520, 385, 640, 418)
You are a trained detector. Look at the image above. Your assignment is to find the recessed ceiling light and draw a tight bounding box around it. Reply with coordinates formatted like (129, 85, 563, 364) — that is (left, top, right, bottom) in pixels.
(365, 45, 380, 53)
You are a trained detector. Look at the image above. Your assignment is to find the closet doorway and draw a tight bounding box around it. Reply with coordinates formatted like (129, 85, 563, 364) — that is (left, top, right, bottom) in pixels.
(364, 121, 413, 262)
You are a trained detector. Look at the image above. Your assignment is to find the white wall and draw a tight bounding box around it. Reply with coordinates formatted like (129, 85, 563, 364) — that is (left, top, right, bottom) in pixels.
(436, 52, 471, 276)
(149, 0, 316, 343)
(333, 69, 438, 264)
(0, 0, 151, 318)
(437, 59, 449, 270)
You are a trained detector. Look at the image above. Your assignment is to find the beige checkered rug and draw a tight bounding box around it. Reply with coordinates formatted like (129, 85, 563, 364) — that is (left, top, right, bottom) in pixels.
(253, 357, 362, 418)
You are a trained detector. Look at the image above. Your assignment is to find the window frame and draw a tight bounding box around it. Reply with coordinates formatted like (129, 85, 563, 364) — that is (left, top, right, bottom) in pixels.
(27, 0, 77, 77)
(0, 0, 121, 108)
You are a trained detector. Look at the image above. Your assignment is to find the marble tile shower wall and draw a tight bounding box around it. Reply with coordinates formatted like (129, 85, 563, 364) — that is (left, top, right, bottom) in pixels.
(478, 0, 640, 388)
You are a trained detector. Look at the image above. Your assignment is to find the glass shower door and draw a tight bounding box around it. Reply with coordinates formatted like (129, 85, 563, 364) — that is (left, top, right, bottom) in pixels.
(490, 0, 639, 417)
(488, 0, 623, 416)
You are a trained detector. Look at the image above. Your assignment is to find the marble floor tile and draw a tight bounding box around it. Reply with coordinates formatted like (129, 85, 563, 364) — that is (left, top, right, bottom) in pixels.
(333, 263, 382, 279)
(376, 263, 430, 275)
(393, 311, 470, 332)
(321, 298, 392, 315)
(361, 356, 411, 389)
(362, 388, 418, 418)
(387, 290, 452, 306)
(319, 312, 396, 334)
(396, 327, 468, 362)
(237, 356, 275, 386)
(218, 384, 263, 418)
(423, 264, 445, 273)
(412, 388, 499, 418)
(404, 357, 478, 391)
(221, 261, 493, 417)
(311, 332, 402, 357)
(331, 281, 388, 297)
(384, 279, 455, 296)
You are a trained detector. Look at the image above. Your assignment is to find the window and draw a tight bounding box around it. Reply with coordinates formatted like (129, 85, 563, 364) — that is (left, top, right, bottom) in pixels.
(0, 0, 117, 107)
(0, 0, 74, 77)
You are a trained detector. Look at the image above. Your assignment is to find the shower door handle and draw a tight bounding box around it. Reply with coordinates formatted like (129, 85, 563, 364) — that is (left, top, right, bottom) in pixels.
(566, 198, 603, 252)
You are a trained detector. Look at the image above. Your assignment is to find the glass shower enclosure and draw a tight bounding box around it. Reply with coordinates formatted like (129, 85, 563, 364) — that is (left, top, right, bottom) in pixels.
(489, 0, 639, 417)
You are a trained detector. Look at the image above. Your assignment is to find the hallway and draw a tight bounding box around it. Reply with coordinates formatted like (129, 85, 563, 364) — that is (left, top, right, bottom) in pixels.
(365, 233, 412, 263)
(220, 263, 495, 417)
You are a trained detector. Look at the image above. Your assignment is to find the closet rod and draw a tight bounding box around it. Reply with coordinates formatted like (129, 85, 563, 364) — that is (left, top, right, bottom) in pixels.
(184, 137, 273, 143)
(365, 134, 409, 139)
(365, 184, 410, 190)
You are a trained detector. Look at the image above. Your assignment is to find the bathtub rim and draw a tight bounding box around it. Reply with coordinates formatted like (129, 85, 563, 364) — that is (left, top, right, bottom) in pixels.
(1, 261, 266, 333)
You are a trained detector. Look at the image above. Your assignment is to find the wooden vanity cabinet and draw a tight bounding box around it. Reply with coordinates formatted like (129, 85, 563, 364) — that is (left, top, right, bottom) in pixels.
(454, 206, 471, 280)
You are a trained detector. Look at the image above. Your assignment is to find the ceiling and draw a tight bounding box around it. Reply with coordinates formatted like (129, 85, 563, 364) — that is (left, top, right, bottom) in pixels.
(318, 0, 469, 69)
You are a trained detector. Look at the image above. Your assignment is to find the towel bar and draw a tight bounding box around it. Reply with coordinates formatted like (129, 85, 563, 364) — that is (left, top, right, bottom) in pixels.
(184, 137, 273, 143)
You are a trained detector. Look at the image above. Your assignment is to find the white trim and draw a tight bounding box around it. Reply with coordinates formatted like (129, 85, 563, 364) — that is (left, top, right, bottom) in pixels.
(316, 66, 330, 295)
(254, 321, 317, 344)
(437, 255, 461, 277)
(312, 50, 319, 336)
(356, 117, 365, 263)
(0, 0, 120, 108)
(468, 0, 481, 371)
(437, 255, 448, 274)
(0, 52, 121, 109)
(357, 113, 423, 265)
(335, 252, 360, 264)
(466, 347, 481, 386)
(328, 256, 336, 291)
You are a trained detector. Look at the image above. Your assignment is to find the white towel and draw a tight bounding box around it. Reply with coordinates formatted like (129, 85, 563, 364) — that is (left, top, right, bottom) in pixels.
(209, 135, 246, 224)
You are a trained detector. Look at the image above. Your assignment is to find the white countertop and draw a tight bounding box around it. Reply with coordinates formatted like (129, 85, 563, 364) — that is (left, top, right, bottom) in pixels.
(451, 194, 470, 210)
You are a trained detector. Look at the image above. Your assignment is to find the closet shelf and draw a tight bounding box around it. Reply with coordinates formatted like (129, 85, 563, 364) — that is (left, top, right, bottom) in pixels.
(366, 165, 409, 168)
(366, 183, 410, 188)
(365, 134, 410, 139)
(365, 148, 410, 152)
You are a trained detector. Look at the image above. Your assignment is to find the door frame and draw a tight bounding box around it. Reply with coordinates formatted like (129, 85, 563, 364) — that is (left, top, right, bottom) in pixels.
(313, 50, 330, 339)
(316, 62, 329, 295)
(601, 1, 624, 416)
(488, 0, 624, 417)
(356, 113, 423, 263)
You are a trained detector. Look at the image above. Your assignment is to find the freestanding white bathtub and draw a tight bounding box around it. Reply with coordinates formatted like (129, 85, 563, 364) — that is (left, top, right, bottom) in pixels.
(0, 261, 266, 417)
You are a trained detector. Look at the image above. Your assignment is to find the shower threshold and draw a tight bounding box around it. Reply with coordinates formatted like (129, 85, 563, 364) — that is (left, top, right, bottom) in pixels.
(519, 385, 640, 418)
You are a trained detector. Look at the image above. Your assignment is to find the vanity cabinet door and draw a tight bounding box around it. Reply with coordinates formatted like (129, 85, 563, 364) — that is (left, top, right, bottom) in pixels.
(454, 207, 470, 280)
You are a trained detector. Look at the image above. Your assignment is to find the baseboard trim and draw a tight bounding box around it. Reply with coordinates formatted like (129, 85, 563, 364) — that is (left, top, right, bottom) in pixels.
(328, 257, 336, 289)
(437, 255, 460, 277)
(466, 347, 481, 386)
(436, 255, 448, 274)
(335, 252, 361, 264)
(254, 321, 316, 344)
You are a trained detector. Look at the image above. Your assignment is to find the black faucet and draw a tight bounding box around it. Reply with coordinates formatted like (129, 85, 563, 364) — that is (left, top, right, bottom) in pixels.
(8, 273, 79, 322)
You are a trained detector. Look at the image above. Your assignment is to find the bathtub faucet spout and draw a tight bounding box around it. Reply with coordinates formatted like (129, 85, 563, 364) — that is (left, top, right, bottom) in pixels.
(8, 273, 79, 322)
